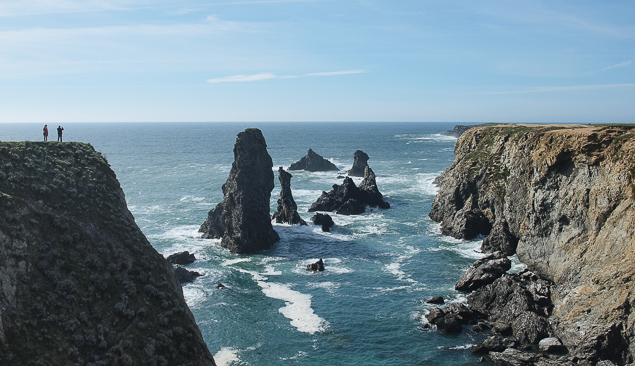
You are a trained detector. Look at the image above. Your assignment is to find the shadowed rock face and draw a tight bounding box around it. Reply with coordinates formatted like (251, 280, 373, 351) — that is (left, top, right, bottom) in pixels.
(272, 167, 307, 226)
(0, 142, 215, 366)
(348, 150, 369, 177)
(199, 128, 279, 254)
(288, 149, 338, 172)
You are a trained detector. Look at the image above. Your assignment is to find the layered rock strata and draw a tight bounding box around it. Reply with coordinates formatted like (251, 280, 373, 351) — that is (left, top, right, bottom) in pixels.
(288, 149, 338, 172)
(200, 128, 279, 254)
(0, 142, 215, 365)
(309, 166, 390, 215)
(430, 124, 635, 364)
(348, 150, 369, 177)
(272, 167, 307, 226)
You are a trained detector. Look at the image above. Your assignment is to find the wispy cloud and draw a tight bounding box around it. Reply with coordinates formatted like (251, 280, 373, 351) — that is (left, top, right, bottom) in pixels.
(483, 83, 635, 95)
(207, 70, 366, 83)
(588, 60, 632, 74)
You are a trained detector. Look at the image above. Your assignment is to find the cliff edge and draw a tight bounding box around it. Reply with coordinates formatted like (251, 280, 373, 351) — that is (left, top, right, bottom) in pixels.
(0, 142, 215, 365)
(430, 124, 635, 363)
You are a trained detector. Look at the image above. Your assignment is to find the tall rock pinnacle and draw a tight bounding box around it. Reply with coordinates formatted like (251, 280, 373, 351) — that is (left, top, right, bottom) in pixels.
(199, 128, 280, 254)
(272, 167, 307, 225)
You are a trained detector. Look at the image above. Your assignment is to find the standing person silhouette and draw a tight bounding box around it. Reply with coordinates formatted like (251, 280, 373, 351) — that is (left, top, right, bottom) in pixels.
(57, 125, 64, 142)
(43, 125, 48, 141)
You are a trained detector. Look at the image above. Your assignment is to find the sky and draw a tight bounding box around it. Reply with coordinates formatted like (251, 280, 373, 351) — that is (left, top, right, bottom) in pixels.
(0, 0, 634, 123)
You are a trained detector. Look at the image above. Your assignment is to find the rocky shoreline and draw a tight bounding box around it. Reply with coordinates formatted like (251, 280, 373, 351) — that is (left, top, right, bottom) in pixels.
(428, 124, 635, 365)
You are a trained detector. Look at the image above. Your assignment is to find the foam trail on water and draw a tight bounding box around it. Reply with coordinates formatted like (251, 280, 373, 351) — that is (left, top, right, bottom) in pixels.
(259, 281, 329, 335)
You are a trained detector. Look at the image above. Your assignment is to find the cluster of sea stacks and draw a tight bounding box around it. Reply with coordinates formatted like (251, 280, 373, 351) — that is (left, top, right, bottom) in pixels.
(426, 124, 635, 366)
(199, 128, 390, 255)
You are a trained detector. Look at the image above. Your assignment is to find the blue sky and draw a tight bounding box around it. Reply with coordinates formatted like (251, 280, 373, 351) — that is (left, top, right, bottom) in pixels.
(0, 0, 633, 123)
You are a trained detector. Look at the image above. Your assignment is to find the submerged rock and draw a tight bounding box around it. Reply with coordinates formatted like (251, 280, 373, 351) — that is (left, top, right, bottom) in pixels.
(348, 150, 369, 177)
(311, 213, 335, 232)
(307, 259, 325, 271)
(199, 128, 280, 254)
(289, 149, 338, 172)
(309, 167, 389, 215)
(272, 167, 307, 226)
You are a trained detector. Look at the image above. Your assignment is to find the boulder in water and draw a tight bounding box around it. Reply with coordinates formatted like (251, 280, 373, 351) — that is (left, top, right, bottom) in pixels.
(307, 259, 325, 271)
(311, 213, 335, 232)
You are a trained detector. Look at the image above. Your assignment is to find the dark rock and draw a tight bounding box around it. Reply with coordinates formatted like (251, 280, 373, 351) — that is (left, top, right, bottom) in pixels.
(425, 296, 445, 305)
(166, 251, 196, 265)
(455, 252, 512, 292)
(538, 337, 566, 354)
(472, 335, 516, 354)
(348, 150, 369, 177)
(481, 218, 518, 256)
(174, 266, 202, 283)
(216, 283, 226, 289)
(425, 303, 477, 334)
(471, 321, 492, 332)
(467, 270, 552, 348)
(442, 124, 476, 138)
(272, 167, 307, 226)
(289, 149, 338, 172)
(311, 213, 334, 232)
(199, 128, 280, 254)
(307, 259, 325, 271)
(0, 142, 215, 365)
(309, 167, 389, 215)
(488, 348, 540, 366)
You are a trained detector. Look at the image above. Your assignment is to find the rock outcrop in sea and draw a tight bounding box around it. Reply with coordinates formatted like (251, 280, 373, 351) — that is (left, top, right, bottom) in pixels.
(348, 150, 369, 177)
(199, 128, 280, 254)
(288, 149, 339, 172)
(311, 213, 335, 232)
(272, 167, 307, 226)
(0, 142, 215, 366)
(429, 124, 635, 364)
(309, 166, 390, 215)
(442, 124, 476, 138)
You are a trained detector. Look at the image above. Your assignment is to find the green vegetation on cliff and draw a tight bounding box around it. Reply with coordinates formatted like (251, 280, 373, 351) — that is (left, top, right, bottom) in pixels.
(0, 142, 215, 366)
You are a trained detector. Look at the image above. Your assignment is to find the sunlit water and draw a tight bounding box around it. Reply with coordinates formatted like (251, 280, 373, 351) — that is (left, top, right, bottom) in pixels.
(1, 122, 490, 365)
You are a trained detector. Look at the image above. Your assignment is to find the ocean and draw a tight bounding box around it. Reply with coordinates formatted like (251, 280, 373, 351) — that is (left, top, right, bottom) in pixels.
(1, 122, 517, 365)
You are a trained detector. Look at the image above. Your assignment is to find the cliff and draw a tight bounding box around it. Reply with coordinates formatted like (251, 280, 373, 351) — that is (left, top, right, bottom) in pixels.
(430, 124, 635, 363)
(0, 142, 215, 365)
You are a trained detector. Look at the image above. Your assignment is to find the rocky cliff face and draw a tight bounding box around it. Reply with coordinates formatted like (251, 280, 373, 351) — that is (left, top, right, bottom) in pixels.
(430, 124, 635, 364)
(199, 128, 280, 254)
(0, 142, 215, 366)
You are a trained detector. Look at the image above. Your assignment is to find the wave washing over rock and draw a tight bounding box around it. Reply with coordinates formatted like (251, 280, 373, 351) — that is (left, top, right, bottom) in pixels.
(429, 124, 635, 365)
(0, 142, 215, 365)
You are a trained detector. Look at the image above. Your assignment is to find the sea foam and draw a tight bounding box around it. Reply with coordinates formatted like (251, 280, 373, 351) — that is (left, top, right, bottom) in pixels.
(258, 281, 329, 335)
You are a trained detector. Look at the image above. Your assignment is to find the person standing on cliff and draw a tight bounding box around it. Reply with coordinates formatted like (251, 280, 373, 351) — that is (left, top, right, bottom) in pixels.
(43, 125, 48, 141)
(57, 125, 64, 142)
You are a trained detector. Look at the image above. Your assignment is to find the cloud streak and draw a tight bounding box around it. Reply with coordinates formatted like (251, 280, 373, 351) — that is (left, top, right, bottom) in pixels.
(207, 70, 366, 83)
(483, 83, 635, 95)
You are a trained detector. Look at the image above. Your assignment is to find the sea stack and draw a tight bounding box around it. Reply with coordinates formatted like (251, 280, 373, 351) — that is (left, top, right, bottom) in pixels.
(348, 150, 369, 177)
(309, 166, 389, 214)
(199, 128, 280, 254)
(288, 149, 339, 172)
(272, 167, 307, 225)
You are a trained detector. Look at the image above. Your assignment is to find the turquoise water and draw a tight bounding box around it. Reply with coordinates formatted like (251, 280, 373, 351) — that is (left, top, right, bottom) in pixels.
(1, 122, 492, 365)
